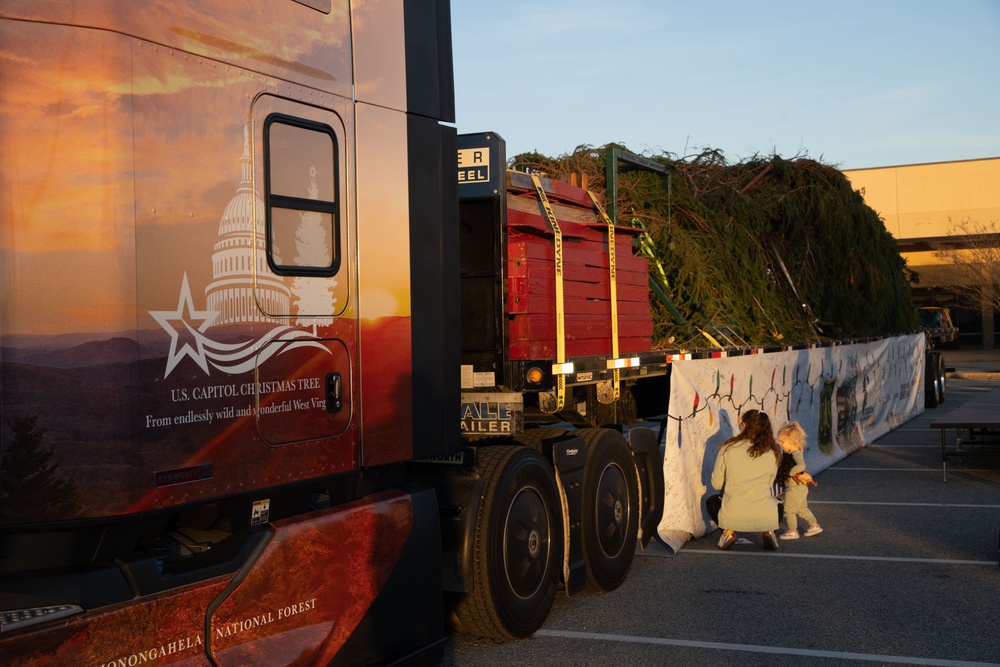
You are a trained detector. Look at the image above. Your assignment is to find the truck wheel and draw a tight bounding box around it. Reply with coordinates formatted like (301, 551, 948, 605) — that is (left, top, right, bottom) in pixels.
(578, 428, 639, 592)
(937, 353, 947, 405)
(452, 445, 563, 640)
(517, 427, 568, 452)
(925, 352, 942, 408)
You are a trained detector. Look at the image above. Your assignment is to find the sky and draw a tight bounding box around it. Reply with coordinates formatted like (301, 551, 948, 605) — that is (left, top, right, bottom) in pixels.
(451, 0, 1000, 170)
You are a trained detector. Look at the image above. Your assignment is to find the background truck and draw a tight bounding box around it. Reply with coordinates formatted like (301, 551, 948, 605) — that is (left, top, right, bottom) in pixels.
(0, 2, 667, 664)
(919, 306, 958, 348)
(919, 307, 956, 407)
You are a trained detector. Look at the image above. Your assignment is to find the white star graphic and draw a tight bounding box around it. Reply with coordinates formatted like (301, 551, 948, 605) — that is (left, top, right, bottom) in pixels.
(149, 273, 219, 378)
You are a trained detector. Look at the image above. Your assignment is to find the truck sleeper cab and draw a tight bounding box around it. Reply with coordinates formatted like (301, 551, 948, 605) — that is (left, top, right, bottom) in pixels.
(0, 1, 456, 664)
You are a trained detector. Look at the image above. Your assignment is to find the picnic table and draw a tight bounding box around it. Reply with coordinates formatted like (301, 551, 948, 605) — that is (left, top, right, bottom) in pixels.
(929, 391, 1000, 482)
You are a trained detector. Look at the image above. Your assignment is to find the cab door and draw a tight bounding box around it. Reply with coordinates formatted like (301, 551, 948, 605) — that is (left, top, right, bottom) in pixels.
(251, 95, 355, 446)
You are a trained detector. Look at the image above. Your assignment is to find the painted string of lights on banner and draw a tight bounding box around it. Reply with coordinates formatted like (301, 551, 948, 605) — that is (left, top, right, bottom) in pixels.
(667, 338, 920, 453)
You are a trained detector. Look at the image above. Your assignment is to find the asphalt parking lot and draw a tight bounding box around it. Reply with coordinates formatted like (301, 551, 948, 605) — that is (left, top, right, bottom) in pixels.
(441, 354, 1000, 667)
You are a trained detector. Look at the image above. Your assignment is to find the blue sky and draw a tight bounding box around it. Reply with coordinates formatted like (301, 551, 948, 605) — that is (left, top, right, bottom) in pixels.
(451, 0, 1000, 169)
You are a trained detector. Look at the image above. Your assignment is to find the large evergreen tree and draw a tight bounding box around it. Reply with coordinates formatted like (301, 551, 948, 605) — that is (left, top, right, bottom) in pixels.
(511, 146, 918, 346)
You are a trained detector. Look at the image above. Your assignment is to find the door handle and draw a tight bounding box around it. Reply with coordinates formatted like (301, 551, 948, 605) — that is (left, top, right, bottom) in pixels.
(325, 372, 342, 413)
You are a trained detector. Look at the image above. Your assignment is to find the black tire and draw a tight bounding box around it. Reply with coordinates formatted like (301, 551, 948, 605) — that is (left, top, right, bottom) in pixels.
(517, 427, 568, 452)
(451, 445, 563, 640)
(578, 428, 640, 592)
(925, 352, 941, 409)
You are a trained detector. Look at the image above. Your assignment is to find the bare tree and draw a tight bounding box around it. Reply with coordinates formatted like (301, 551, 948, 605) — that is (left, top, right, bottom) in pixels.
(932, 218, 1000, 311)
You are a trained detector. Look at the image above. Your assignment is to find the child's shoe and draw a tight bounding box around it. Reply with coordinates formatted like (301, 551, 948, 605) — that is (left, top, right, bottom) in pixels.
(717, 529, 737, 550)
(803, 523, 823, 537)
(779, 530, 800, 540)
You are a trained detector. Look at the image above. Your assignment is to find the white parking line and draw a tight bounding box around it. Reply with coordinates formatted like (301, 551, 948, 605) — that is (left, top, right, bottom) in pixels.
(676, 549, 997, 566)
(810, 500, 1000, 508)
(878, 429, 940, 434)
(828, 467, 995, 472)
(535, 629, 1000, 666)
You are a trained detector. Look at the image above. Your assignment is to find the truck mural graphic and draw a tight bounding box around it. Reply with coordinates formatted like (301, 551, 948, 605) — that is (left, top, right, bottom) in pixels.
(150, 127, 332, 379)
(131, 121, 357, 510)
(1, 122, 358, 522)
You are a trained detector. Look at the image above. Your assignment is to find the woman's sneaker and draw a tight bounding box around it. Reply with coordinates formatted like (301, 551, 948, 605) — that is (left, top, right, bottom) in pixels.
(717, 530, 737, 550)
(762, 531, 779, 550)
(804, 524, 824, 537)
(779, 530, 800, 540)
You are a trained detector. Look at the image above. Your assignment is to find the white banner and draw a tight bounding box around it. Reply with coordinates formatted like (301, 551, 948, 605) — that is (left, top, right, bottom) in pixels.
(655, 333, 926, 552)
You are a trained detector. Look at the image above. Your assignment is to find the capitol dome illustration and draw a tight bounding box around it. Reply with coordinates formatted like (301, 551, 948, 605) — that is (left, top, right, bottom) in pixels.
(205, 125, 290, 324)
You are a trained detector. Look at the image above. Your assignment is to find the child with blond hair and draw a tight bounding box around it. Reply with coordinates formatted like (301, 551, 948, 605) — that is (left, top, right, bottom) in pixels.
(776, 421, 822, 539)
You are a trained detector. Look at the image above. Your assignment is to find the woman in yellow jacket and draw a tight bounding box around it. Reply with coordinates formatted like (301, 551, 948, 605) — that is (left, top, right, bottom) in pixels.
(711, 410, 783, 550)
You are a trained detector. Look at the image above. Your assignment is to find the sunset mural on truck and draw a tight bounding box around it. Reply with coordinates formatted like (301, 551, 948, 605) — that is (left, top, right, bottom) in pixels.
(0, 0, 417, 523)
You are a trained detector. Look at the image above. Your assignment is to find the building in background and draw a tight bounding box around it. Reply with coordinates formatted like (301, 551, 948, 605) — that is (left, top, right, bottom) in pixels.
(844, 157, 1000, 350)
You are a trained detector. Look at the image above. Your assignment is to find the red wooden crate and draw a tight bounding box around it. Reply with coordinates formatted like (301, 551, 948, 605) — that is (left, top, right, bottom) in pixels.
(507, 170, 599, 209)
(508, 277, 651, 305)
(507, 256, 648, 291)
(507, 253, 649, 290)
(503, 175, 655, 361)
(509, 336, 653, 360)
(507, 206, 598, 240)
(509, 313, 653, 341)
(508, 234, 649, 276)
(508, 256, 611, 284)
(506, 206, 646, 248)
(508, 294, 653, 316)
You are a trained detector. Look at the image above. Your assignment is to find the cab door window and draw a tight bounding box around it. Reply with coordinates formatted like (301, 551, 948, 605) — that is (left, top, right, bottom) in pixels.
(265, 115, 339, 276)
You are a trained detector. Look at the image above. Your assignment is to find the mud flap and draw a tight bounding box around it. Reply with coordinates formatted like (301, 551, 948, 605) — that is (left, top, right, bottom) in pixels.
(550, 435, 588, 595)
(629, 427, 665, 548)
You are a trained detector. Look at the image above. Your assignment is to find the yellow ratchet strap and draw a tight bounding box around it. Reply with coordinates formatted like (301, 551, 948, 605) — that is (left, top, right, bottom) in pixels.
(531, 174, 566, 413)
(587, 191, 621, 401)
(630, 218, 672, 292)
(698, 328, 723, 349)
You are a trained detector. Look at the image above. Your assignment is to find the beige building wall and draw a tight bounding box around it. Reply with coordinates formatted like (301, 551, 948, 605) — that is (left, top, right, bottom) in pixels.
(844, 157, 1000, 348)
(844, 157, 1000, 281)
